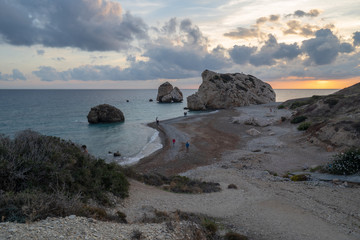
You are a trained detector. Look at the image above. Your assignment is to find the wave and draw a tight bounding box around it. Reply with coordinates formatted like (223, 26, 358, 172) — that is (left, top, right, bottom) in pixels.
(119, 130, 163, 166)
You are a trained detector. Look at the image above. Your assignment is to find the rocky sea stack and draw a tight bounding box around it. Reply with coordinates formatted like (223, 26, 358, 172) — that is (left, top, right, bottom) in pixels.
(87, 104, 125, 124)
(157, 82, 183, 103)
(187, 70, 275, 110)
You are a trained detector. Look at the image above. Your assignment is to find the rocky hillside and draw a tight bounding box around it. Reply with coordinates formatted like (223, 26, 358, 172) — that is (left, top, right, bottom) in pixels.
(282, 82, 360, 149)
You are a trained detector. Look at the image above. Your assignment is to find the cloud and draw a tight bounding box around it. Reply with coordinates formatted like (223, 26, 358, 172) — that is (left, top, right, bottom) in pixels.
(228, 34, 301, 67)
(229, 45, 257, 64)
(301, 29, 354, 65)
(32, 18, 230, 82)
(52, 57, 66, 62)
(224, 27, 259, 39)
(0, 69, 26, 81)
(37, 49, 45, 55)
(286, 9, 321, 18)
(354, 31, 360, 46)
(0, 0, 148, 51)
(283, 20, 324, 37)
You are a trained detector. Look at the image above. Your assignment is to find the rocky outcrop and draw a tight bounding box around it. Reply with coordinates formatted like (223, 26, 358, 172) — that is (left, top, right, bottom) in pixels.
(187, 70, 275, 110)
(87, 104, 125, 124)
(157, 82, 183, 103)
(284, 82, 360, 149)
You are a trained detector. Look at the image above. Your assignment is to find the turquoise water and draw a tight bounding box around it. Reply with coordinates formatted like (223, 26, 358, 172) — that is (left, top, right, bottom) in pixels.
(0, 89, 338, 163)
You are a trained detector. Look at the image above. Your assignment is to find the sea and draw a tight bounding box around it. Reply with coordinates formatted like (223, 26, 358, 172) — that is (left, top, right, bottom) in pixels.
(0, 89, 338, 164)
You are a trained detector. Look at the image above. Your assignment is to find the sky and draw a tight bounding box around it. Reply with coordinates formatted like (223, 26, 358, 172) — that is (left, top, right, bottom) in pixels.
(0, 0, 359, 89)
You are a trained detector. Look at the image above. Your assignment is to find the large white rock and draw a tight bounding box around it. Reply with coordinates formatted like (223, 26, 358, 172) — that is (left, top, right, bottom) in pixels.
(187, 70, 276, 110)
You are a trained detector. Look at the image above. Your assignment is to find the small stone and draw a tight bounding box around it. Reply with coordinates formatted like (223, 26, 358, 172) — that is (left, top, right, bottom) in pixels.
(68, 215, 76, 219)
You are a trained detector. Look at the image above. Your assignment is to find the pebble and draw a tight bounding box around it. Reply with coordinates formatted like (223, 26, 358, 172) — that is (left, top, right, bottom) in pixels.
(0, 216, 204, 240)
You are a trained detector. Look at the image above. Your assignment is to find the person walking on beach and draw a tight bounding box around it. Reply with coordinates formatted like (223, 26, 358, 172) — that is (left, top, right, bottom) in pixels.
(185, 141, 189, 152)
(156, 117, 159, 126)
(172, 138, 176, 146)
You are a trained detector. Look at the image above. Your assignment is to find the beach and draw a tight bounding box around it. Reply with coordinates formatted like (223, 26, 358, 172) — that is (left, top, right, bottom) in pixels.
(127, 102, 360, 239)
(2, 102, 359, 240)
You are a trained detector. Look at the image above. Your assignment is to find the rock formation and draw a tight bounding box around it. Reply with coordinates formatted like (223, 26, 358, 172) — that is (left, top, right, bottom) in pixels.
(283, 82, 360, 149)
(187, 70, 275, 110)
(87, 104, 125, 124)
(157, 82, 183, 103)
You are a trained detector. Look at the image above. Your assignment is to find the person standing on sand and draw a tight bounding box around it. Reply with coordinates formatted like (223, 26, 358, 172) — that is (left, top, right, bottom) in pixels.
(156, 117, 159, 125)
(185, 141, 189, 152)
(172, 139, 175, 146)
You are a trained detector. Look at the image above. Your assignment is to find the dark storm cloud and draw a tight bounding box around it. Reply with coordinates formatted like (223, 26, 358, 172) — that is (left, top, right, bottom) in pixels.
(0, 69, 26, 81)
(287, 9, 320, 18)
(353, 31, 360, 46)
(301, 29, 354, 65)
(0, 0, 148, 51)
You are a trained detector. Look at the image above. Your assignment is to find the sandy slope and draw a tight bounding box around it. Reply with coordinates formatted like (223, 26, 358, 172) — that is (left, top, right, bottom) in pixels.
(126, 103, 360, 240)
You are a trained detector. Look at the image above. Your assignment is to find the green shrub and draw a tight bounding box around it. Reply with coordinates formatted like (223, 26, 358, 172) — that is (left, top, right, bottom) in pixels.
(290, 174, 308, 181)
(326, 148, 360, 175)
(277, 105, 285, 109)
(290, 101, 307, 109)
(324, 98, 339, 107)
(0, 130, 129, 222)
(291, 116, 307, 124)
(297, 122, 311, 131)
(225, 232, 249, 240)
(202, 218, 218, 235)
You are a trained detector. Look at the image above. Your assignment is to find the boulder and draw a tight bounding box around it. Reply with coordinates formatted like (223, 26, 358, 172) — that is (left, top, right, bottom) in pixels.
(187, 70, 275, 110)
(156, 82, 183, 103)
(170, 87, 183, 102)
(87, 104, 125, 124)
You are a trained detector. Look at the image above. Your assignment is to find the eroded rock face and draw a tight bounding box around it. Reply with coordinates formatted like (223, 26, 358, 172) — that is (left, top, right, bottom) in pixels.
(187, 70, 275, 110)
(284, 82, 360, 149)
(87, 104, 125, 124)
(157, 82, 183, 103)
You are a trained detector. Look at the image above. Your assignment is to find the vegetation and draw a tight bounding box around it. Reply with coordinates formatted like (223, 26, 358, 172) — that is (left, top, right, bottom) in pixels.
(290, 116, 307, 124)
(326, 148, 360, 175)
(324, 98, 339, 107)
(126, 169, 221, 194)
(227, 184, 238, 189)
(297, 122, 311, 131)
(224, 232, 249, 240)
(289, 101, 308, 110)
(202, 218, 218, 236)
(0, 130, 129, 223)
(290, 174, 309, 181)
(277, 104, 285, 109)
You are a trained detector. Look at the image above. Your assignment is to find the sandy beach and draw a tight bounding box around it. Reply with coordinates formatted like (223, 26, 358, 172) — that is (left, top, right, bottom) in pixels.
(127, 103, 360, 240)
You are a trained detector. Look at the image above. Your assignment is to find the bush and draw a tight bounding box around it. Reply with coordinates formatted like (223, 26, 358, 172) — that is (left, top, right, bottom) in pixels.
(324, 98, 339, 107)
(290, 101, 308, 109)
(227, 184, 238, 189)
(326, 148, 360, 175)
(290, 174, 308, 181)
(277, 105, 285, 109)
(202, 218, 218, 235)
(291, 116, 307, 124)
(0, 130, 129, 222)
(225, 232, 249, 240)
(297, 122, 311, 131)
(127, 171, 221, 194)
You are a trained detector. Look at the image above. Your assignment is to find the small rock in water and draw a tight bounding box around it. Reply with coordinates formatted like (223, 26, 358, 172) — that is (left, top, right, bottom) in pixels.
(114, 151, 121, 157)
